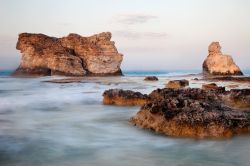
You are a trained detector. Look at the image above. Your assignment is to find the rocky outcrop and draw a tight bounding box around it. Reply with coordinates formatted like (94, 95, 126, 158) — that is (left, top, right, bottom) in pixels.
(202, 83, 225, 91)
(166, 80, 189, 89)
(13, 32, 123, 76)
(102, 89, 149, 106)
(144, 76, 159, 81)
(202, 42, 243, 76)
(130, 88, 250, 138)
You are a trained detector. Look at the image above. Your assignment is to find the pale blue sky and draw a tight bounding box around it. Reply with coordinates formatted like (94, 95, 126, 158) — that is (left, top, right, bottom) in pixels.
(0, 0, 249, 70)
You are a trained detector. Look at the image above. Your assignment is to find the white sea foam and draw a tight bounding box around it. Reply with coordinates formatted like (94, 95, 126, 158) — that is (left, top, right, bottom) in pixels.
(0, 75, 250, 166)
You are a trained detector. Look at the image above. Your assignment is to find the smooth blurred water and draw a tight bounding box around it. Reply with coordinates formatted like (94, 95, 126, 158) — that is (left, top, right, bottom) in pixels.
(0, 72, 250, 166)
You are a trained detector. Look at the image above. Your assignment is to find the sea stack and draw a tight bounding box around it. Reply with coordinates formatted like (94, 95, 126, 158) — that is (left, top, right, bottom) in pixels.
(13, 32, 123, 76)
(202, 42, 243, 76)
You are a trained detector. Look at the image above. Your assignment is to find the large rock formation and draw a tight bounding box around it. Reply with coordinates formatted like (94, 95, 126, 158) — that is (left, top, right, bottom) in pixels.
(202, 42, 243, 76)
(130, 88, 250, 138)
(13, 32, 123, 76)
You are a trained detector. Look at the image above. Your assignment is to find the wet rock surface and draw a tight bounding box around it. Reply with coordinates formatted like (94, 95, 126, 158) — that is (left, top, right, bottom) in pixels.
(130, 88, 250, 138)
(166, 80, 189, 89)
(223, 89, 250, 111)
(102, 89, 149, 106)
(202, 42, 243, 76)
(144, 76, 159, 81)
(13, 32, 123, 76)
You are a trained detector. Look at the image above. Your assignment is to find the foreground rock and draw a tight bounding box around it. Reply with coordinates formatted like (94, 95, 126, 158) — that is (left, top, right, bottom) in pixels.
(202, 42, 243, 76)
(166, 80, 189, 89)
(144, 76, 158, 81)
(102, 89, 148, 106)
(223, 89, 250, 111)
(13, 32, 123, 76)
(130, 88, 250, 138)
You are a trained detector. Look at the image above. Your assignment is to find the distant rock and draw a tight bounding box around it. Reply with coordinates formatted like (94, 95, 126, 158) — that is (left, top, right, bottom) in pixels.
(206, 76, 250, 83)
(202, 83, 225, 91)
(102, 89, 148, 106)
(166, 80, 189, 89)
(13, 32, 123, 76)
(144, 76, 159, 81)
(202, 42, 243, 76)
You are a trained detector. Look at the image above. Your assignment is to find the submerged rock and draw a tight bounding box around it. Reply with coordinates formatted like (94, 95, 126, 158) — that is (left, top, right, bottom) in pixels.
(166, 80, 189, 89)
(202, 42, 243, 76)
(43, 78, 84, 84)
(13, 32, 123, 76)
(130, 88, 250, 138)
(102, 89, 149, 106)
(144, 76, 159, 81)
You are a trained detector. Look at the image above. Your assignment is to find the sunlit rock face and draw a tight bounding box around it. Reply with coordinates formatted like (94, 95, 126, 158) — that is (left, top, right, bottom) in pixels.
(102, 89, 149, 106)
(13, 32, 123, 76)
(165, 80, 189, 89)
(202, 42, 243, 76)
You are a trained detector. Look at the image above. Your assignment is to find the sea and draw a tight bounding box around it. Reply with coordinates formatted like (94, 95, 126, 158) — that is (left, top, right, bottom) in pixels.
(0, 70, 250, 166)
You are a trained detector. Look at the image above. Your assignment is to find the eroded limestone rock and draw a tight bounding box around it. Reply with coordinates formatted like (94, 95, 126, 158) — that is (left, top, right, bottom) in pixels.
(130, 88, 250, 138)
(202, 42, 243, 76)
(13, 32, 123, 76)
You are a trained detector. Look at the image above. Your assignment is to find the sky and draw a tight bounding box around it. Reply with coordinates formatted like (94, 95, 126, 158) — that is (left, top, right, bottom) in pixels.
(0, 0, 250, 71)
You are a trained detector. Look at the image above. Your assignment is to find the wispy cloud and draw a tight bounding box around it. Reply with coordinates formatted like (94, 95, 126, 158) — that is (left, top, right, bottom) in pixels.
(57, 22, 72, 26)
(113, 30, 167, 39)
(114, 14, 158, 25)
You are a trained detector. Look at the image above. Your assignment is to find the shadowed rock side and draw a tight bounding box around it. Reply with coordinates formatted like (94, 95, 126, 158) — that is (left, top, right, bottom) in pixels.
(130, 88, 250, 138)
(203, 42, 243, 76)
(103, 89, 149, 106)
(13, 32, 123, 76)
